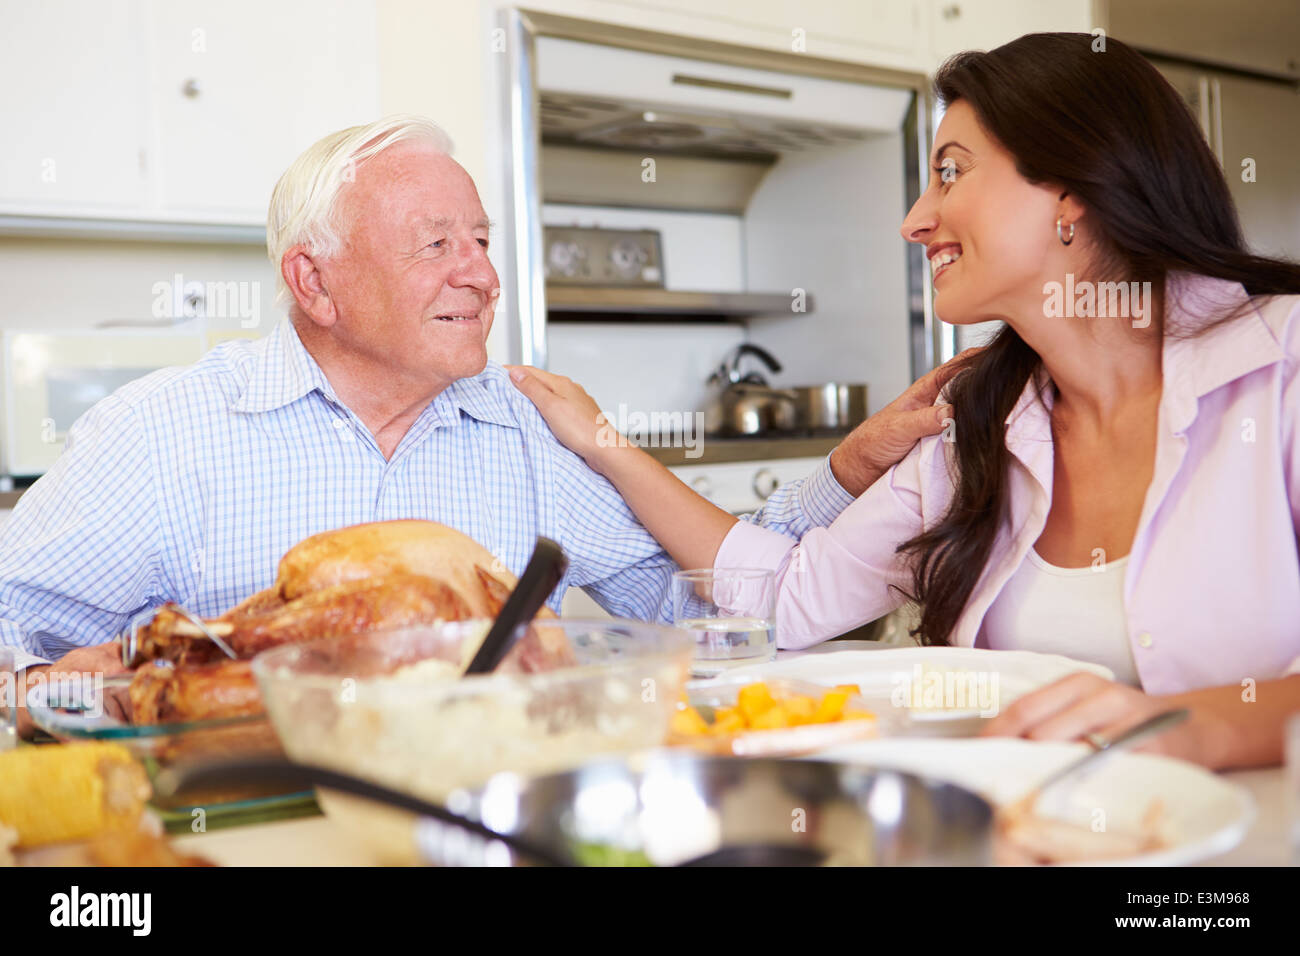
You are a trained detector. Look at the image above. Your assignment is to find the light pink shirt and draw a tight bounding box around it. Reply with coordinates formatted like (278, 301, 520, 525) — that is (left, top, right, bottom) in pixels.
(717, 273, 1300, 693)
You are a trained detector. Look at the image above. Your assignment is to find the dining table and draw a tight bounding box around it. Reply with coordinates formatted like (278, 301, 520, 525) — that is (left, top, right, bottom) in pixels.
(171, 640, 1297, 867)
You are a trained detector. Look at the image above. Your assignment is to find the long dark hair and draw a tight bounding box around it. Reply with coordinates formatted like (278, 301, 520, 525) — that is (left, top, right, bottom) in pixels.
(899, 33, 1300, 646)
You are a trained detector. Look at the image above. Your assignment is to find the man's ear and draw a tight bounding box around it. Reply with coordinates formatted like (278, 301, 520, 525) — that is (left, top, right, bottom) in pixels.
(281, 245, 337, 328)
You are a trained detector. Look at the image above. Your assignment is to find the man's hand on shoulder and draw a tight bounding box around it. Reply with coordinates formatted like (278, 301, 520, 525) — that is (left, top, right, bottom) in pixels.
(829, 348, 980, 497)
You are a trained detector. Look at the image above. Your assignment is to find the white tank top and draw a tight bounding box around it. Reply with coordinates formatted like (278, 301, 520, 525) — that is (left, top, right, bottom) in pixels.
(981, 548, 1141, 687)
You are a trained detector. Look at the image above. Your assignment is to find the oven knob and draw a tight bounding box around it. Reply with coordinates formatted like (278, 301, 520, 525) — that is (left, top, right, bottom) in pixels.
(690, 475, 714, 499)
(752, 468, 780, 500)
(609, 239, 648, 279)
(546, 240, 585, 278)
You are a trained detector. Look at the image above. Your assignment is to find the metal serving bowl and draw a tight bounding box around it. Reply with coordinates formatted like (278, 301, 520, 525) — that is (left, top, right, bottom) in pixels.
(436, 749, 994, 866)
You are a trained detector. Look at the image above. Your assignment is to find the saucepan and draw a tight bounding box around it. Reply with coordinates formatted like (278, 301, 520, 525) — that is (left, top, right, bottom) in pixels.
(789, 383, 869, 432)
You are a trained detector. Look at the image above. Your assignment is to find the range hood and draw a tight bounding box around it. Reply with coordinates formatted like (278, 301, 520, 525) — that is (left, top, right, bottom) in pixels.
(540, 91, 871, 159)
(539, 92, 875, 213)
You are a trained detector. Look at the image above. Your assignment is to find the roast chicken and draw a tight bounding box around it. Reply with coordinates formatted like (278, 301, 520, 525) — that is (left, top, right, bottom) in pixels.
(127, 520, 573, 724)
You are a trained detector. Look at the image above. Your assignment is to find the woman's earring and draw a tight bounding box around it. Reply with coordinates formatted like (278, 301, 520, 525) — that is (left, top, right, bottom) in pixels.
(1057, 217, 1075, 246)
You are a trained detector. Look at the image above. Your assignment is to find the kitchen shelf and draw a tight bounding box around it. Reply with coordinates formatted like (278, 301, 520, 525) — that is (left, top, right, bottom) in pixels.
(545, 286, 812, 318)
(0, 214, 266, 245)
(640, 434, 842, 466)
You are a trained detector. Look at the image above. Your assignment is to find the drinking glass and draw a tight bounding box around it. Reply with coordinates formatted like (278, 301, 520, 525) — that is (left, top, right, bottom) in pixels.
(672, 568, 776, 678)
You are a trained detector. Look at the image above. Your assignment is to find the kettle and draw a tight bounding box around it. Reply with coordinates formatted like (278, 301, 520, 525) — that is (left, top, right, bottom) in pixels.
(704, 344, 798, 437)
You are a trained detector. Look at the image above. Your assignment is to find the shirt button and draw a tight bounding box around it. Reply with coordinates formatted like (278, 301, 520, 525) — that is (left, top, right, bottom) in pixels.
(332, 417, 346, 429)
(1137, 632, 1153, 648)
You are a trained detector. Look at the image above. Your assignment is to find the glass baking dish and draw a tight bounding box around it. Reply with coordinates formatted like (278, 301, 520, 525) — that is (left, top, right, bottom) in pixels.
(24, 674, 315, 825)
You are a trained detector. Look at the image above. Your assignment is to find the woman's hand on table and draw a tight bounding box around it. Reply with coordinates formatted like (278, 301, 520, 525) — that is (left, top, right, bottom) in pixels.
(979, 671, 1234, 769)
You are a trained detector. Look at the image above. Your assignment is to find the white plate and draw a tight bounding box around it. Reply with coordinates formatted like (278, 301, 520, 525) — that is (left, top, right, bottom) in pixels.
(723, 647, 1114, 725)
(813, 737, 1255, 866)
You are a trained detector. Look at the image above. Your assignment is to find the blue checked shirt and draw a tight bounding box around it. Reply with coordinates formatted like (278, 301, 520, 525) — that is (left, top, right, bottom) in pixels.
(0, 320, 854, 669)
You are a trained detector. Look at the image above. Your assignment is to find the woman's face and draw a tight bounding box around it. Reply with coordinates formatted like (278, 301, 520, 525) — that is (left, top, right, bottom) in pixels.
(901, 100, 1070, 326)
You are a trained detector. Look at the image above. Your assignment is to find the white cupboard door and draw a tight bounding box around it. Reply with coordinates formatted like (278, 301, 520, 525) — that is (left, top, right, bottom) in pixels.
(0, 0, 151, 213)
(928, 0, 1094, 69)
(150, 0, 380, 222)
(605, 0, 923, 65)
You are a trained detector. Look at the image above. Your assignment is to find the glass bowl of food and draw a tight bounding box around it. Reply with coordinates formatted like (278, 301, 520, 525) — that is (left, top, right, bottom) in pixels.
(251, 618, 694, 862)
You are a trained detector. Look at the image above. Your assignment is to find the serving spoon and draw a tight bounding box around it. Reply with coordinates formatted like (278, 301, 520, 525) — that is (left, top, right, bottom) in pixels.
(1001, 708, 1190, 820)
(462, 536, 568, 675)
(156, 757, 823, 867)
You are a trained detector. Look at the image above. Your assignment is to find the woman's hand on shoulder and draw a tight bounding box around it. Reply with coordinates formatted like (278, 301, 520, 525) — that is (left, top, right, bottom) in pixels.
(506, 365, 627, 473)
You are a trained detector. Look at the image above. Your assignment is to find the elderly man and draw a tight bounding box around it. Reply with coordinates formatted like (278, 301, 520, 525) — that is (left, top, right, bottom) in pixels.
(1, 116, 958, 733)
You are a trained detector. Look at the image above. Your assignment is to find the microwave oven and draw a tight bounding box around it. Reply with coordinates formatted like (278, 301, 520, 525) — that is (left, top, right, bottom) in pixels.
(2, 330, 208, 477)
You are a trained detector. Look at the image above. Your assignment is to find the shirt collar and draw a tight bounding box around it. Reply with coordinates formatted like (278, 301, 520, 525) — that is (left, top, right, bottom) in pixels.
(1160, 271, 1287, 433)
(431, 365, 521, 430)
(998, 270, 1287, 495)
(233, 323, 521, 432)
(1002, 271, 1286, 440)
(232, 320, 341, 414)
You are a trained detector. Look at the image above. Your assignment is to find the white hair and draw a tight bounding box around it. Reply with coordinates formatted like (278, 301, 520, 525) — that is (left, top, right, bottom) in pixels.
(266, 115, 454, 305)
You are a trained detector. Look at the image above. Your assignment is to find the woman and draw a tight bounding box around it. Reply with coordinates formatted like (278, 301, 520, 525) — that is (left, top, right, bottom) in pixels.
(509, 34, 1300, 770)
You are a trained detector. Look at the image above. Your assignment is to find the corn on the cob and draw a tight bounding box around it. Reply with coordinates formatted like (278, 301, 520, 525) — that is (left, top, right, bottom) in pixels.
(0, 743, 149, 848)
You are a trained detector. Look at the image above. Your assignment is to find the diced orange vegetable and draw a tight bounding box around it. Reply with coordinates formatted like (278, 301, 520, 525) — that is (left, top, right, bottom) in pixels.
(751, 705, 792, 730)
(782, 695, 817, 725)
(737, 682, 776, 722)
(712, 709, 746, 735)
(812, 689, 851, 723)
(671, 706, 711, 736)
(833, 684, 862, 697)
(672, 680, 875, 749)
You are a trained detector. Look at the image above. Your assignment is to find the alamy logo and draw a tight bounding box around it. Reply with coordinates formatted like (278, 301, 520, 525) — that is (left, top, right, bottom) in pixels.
(151, 272, 261, 328)
(599, 404, 706, 460)
(49, 886, 151, 936)
(889, 664, 1000, 717)
(1042, 274, 1153, 328)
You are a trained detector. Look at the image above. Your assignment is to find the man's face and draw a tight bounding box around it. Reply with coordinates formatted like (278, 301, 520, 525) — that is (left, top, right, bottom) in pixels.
(320, 141, 498, 390)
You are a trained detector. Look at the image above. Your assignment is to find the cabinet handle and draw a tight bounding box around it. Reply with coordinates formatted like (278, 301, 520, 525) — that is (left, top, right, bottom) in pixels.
(940, 4, 962, 20)
(181, 78, 202, 98)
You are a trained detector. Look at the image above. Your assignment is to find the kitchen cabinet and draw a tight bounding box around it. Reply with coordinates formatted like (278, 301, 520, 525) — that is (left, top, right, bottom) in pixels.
(150, 0, 379, 222)
(598, 0, 925, 66)
(0, 0, 379, 234)
(0, 0, 152, 214)
(561, 0, 1096, 75)
(1108, 0, 1299, 81)
(927, 0, 1096, 70)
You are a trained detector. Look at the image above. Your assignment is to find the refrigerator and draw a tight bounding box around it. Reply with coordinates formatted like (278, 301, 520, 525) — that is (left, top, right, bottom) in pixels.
(1109, 0, 1300, 261)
